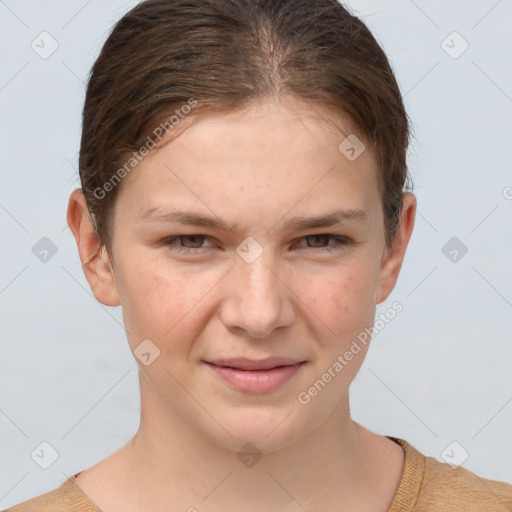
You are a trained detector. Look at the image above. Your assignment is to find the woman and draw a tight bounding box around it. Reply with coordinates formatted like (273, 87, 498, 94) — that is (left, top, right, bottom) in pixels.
(7, 0, 512, 510)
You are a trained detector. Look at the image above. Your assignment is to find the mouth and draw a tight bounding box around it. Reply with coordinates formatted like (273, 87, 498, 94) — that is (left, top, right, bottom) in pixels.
(203, 358, 307, 394)
(204, 357, 306, 371)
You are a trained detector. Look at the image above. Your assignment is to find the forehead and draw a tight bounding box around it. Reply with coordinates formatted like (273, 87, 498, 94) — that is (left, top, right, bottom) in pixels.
(155, 96, 370, 165)
(116, 96, 380, 226)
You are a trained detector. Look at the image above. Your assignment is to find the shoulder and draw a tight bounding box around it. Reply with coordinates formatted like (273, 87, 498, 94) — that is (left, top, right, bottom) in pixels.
(419, 451, 512, 510)
(390, 437, 512, 511)
(4, 474, 99, 512)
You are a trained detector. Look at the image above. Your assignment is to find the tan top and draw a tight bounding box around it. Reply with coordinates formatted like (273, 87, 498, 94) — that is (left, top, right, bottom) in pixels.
(5, 437, 512, 511)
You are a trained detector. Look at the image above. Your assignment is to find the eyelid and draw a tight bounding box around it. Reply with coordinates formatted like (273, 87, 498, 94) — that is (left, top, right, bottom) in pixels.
(162, 233, 353, 253)
(293, 234, 352, 246)
(162, 234, 215, 250)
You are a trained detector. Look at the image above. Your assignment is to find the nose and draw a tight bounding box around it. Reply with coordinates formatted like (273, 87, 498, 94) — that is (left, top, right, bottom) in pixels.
(218, 251, 296, 339)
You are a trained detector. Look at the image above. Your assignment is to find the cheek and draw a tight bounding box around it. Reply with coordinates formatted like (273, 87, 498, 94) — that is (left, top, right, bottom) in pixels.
(116, 254, 221, 344)
(299, 260, 377, 339)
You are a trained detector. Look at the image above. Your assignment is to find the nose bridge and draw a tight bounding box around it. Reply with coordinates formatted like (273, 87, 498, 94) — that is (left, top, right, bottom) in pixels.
(220, 245, 294, 338)
(241, 249, 279, 302)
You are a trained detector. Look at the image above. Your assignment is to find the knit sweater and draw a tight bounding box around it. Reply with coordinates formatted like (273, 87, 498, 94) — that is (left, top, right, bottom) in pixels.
(4, 437, 512, 511)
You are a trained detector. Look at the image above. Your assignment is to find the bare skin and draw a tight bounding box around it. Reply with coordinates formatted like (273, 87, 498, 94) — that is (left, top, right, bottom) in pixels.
(68, 95, 415, 512)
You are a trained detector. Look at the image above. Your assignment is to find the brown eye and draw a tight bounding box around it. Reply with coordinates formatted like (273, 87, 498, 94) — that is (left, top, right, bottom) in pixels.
(305, 234, 332, 248)
(162, 235, 213, 253)
(295, 234, 352, 253)
(179, 235, 206, 248)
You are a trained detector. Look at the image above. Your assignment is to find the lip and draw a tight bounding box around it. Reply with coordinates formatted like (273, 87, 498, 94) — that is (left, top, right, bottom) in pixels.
(204, 359, 306, 394)
(205, 357, 305, 371)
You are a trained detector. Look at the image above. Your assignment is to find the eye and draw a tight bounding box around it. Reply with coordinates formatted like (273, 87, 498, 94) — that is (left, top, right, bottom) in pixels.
(162, 235, 213, 253)
(295, 234, 353, 252)
(161, 233, 353, 255)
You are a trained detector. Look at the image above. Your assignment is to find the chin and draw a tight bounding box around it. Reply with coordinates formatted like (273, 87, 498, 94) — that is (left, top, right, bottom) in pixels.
(203, 406, 310, 455)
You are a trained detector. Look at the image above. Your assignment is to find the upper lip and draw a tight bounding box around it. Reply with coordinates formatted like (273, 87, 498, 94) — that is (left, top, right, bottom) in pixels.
(205, 357, 305, 371)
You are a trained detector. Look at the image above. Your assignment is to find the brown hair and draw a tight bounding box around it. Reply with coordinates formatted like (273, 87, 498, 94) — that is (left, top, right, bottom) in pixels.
(79, 0, 413, 257)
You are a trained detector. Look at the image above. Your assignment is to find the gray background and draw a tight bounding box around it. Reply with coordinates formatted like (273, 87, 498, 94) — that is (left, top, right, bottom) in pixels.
(1, 0, 511, 508)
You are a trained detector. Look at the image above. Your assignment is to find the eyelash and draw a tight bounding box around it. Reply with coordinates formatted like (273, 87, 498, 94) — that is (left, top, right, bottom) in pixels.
(161, 234, 353, 254)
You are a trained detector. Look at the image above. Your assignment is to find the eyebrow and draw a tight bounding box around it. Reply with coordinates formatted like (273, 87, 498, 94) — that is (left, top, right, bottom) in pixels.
(137, 207, 369, 232)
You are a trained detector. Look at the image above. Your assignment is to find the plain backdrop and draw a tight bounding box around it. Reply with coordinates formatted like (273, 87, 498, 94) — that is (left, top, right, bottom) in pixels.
(1, 0, 511, 508)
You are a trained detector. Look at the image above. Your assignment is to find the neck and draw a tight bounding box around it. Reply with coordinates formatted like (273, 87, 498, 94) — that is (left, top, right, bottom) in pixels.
(79, 373, 404, 512)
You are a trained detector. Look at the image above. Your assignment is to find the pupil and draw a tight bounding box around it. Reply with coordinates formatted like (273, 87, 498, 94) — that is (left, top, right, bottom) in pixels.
(184, 235, 203, 248)
(308, 235, 328, 247)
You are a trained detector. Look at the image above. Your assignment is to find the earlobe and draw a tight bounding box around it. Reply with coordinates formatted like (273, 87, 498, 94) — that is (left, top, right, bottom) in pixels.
(66, 188, 121, 307)
(375, 193, 416, 305)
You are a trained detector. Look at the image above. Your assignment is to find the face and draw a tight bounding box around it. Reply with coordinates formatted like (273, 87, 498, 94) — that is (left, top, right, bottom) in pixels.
(76, 96, 413, 454)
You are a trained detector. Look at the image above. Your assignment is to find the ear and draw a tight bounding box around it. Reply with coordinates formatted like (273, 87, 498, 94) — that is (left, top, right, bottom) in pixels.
(66, 188, 121, 307)
(375, 192, 416, 304)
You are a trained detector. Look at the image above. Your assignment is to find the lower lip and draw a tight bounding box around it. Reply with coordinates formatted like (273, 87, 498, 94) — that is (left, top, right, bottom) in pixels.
(205, 362, 305, 394)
